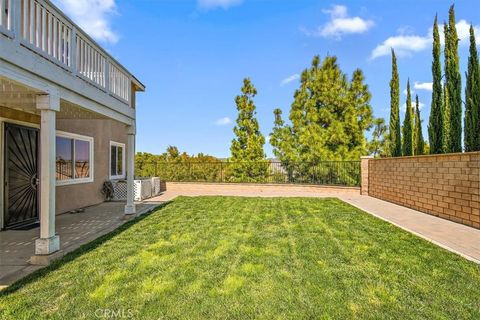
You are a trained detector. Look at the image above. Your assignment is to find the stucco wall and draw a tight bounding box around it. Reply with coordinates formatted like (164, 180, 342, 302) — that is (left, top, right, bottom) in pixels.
(1, 109, 130, 215)
(367, 153, 480, 229)
(56, 119, 128, 214)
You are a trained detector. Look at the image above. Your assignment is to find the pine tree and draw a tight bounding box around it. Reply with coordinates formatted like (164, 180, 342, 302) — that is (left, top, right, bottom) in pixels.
(444, 5, 462, 152)
(270, 108, 297, 164)
(389, 49, 402, 157)
(428, 15, 444, 154)
(270, 55, 373, 184)
(230, 78, 267, 181)
(464, 24, 480, 151)
(402, 80, 414, 156)
(368, 118, 389, 157)
(414, 95, 425, 155)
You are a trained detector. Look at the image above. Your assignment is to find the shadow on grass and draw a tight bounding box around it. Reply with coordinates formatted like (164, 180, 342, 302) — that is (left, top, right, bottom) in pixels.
(0, 201, 172, 297)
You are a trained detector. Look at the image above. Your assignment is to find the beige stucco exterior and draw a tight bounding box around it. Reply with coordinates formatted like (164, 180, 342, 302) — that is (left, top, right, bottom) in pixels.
(1, 0, 144, 258)
(56, 119, 129, 214)
(1, 109, 131, 216)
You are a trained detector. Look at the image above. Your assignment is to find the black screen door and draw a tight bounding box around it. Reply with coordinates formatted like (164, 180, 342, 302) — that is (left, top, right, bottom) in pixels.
(3, 123, 39, 229)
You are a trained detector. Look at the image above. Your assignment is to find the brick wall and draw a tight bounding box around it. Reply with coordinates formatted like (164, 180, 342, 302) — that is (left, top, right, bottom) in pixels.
(361, 156, 372, 195)
(367, 152, 480, 229)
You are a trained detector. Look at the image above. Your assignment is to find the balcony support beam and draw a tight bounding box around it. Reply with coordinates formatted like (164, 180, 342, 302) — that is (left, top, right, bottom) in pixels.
(34, 93, 60, 258)
(124, 124, 136, 216)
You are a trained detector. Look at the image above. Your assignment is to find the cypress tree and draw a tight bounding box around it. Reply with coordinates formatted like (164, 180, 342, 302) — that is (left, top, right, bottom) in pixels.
(428, 15, 444, 154)
(445, 5, 462, 152)
(389, 49, 402, 157)
(414, 95, 425, 155)
(443, 82, 451, 152)
(464, 24, 480, 151)
(413, 102, 417, 154)
(402, 80, 414, 156)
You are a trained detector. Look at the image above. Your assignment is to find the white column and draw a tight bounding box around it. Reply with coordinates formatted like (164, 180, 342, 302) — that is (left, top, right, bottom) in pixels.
(35, 94, 60, 255)
(124, 124, 136, 215)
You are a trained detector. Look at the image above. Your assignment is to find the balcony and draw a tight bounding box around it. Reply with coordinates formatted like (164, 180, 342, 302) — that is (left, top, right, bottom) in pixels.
(0, 0, 144, 120)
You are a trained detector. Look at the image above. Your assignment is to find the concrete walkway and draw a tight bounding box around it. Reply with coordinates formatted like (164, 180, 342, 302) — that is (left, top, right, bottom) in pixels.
(340, 195, 480, 264)
(147, 182, 480, 264)
(0, 202, 159, 288)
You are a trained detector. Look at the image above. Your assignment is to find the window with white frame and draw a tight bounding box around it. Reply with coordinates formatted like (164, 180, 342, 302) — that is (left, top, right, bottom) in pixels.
(110, 141, 125, 179)
(56, 132, 94, 185)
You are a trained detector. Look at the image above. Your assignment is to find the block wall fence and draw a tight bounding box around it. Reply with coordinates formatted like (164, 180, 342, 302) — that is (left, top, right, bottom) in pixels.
(361, 152, 480, 229)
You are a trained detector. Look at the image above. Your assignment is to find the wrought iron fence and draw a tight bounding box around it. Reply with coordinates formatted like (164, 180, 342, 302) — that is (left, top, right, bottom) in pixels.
(56, 160, 90, 180)
(138, 161, 360, 187)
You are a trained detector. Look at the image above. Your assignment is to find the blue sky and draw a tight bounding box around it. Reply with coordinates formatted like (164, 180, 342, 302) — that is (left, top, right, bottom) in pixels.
(53, 0, 480, 158)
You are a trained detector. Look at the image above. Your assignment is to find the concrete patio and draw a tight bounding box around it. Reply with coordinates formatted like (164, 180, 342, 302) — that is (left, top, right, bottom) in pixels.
(0, 202, 160, 288)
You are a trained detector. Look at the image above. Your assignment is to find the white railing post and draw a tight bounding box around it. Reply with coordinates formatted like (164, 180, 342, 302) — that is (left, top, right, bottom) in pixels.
(70, 27, 77, 75)
(12, 0, 21, 41)
(105, 59, 111, 94)
(0, 0, 5, 29)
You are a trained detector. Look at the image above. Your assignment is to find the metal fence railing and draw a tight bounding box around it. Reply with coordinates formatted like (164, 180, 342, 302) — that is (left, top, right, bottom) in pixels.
(56, 161, 90, 180)
(137, 161, 361, 187)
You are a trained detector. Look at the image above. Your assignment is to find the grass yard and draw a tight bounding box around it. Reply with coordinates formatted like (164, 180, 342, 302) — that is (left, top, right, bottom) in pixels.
(1, 196, 479, 319)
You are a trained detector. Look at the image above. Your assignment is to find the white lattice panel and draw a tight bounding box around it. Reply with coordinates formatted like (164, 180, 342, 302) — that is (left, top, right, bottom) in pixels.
(112, 180, 127, 201)
(113, 178, 159, 201)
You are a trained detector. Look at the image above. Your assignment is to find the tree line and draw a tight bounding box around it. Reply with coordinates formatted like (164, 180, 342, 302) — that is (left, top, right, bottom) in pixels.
(390, 5, 480, 157)
(137, 4, 479, 182)
(136, 56, 374, 183)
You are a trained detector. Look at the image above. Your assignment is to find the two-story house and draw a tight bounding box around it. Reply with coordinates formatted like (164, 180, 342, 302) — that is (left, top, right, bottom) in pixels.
(0, 0, 145, 257)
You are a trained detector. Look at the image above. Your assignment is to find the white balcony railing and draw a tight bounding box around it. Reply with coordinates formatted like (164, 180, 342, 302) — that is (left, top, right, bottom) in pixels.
(110, 63, 130, 102)
(76, 35, 107, 88)
(0, 0, 133, 105)
(21, 0, 72, 66)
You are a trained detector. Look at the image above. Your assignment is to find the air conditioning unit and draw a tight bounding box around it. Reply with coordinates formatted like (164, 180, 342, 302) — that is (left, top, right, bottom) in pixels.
(111, 178, 161, 201)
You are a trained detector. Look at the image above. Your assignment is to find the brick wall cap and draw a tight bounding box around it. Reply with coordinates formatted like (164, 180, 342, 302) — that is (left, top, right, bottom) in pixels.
(370, 151, 480, 161)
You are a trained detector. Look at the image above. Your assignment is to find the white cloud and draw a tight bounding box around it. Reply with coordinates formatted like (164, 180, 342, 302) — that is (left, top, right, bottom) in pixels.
(371, 20, 480, 59)
(304, 5, 374, 39)
(280, 74, 300, 86)
(403, 88, 415, 96)
(414, 82, 433, 91)
(52, 0, 119, 44)
(197, 0, 244, 10)
(437, 20, 480, 46)
(371, 35, 430, 59)
(215, 117, 232, 126)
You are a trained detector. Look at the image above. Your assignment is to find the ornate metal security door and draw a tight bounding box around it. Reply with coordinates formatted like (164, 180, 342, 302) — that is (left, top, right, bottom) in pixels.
(3, 123, 39, 229)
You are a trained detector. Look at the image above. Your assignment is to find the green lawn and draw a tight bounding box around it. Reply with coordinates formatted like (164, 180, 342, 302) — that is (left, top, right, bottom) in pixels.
(1, 197, 479, 319)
